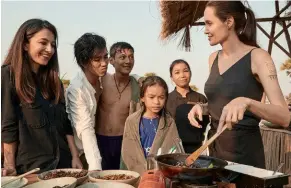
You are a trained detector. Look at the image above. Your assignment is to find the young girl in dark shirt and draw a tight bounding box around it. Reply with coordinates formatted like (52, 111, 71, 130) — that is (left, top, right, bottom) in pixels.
(166, 59, 210, 153)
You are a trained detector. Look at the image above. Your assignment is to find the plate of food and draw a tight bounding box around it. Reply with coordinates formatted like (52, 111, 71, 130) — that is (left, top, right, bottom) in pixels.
(38, 169, 88, 185)
(24, 177, 77, 188)
(1, 176, 28, 188)
(88, 170, 140, 185)
(77, 182, 135, 188)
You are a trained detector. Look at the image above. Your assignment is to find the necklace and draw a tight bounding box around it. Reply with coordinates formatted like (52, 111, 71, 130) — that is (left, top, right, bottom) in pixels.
(113, 74, 131, 99)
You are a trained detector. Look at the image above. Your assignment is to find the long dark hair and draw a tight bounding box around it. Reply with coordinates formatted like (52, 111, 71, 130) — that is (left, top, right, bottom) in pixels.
(206, 1, 259, 47)
(3, 18, 61, 104)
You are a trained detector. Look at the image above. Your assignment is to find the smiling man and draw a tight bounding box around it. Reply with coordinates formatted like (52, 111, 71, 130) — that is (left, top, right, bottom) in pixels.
(96, 42, 140, 170)
(65, 33, 109, 171)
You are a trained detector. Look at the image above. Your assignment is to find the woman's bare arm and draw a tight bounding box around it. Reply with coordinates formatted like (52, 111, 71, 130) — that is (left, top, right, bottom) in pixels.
(249, 49, 290, 127)
(3, 142, 17, 170)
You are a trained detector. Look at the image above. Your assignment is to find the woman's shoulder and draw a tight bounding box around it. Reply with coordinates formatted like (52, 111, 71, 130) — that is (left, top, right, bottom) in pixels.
(1, 64, 15, 86)
(209, 51, 219, 59)
(208, 51, 220, 69)
(250, 48, 269, 58)
(209, 51, 220, 61)
(249, 48, 273, 71)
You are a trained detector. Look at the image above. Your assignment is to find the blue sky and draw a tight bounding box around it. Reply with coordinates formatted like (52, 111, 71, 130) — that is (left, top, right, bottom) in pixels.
(1, 1, 290, 95)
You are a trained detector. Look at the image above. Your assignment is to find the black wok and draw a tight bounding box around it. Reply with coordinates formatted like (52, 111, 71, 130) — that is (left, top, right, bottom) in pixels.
(156, 153, 228, 182)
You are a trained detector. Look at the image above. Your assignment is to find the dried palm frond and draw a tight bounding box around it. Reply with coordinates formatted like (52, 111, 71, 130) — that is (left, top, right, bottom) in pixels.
(160, 0, 208, 51)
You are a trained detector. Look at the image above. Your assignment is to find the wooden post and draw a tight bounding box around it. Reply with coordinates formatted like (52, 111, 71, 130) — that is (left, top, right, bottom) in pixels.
(274, 23, 291, 40)
(282, 21, 291, 54)
(257, 23, 291, 57)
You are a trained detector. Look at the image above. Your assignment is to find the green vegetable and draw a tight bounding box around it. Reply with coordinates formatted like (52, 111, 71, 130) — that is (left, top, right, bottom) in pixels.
(208, 163, 214, 168)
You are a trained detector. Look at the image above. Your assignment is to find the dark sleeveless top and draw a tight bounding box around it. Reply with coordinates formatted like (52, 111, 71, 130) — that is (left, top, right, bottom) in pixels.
(204, 50, 265, 168)
(205, 50, 263, 130)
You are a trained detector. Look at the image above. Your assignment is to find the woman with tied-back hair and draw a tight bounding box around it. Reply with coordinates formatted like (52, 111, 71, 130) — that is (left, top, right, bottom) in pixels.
(1, 18, 82, 175)
(188, 1, 290, 168)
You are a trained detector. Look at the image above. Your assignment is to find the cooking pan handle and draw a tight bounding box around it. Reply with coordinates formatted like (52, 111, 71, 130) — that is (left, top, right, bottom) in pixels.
(147, 154, 158, 170)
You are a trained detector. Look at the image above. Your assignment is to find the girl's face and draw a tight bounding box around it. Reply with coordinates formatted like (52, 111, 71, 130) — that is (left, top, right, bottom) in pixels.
(171, 62, 191, 88)
(24, 28, 56, 71)
(141, 84, 166, 115)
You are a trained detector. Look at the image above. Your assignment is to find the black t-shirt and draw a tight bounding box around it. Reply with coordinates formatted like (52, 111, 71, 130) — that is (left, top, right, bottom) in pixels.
(166, 88, 210, 152)
(166, 88, 208, 118)
(1, 65, 73, 174)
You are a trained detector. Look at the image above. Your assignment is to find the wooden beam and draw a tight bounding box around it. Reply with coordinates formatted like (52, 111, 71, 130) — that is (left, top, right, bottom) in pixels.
(274, 23, 291, 40)
(256, 17, 291, 22)
(191, 17, 291, 26)
(257, 24, 270, 37)
(267, 21, 275, 53)
(274, 1, 291, 17)
(257, 23, 291, 57)
(275, 0, 279, 14)
(267, 1, 279, 54)
(282, 21, 291, 55)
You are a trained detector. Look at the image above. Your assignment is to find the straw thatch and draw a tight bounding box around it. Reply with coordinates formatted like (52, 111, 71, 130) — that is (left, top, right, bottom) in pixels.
(160, 0, 208, 51)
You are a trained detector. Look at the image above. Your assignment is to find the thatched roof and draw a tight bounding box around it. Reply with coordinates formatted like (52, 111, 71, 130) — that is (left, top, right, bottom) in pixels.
(160, 0, 209, 51)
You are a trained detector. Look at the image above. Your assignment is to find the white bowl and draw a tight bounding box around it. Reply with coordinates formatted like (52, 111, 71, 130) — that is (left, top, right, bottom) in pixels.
(1, 176, 28, 188)
(88, 170, 140, 185)
(38, 168, 88, 185)
(77, 182, 135, 188)
(24, 177, 77, 188)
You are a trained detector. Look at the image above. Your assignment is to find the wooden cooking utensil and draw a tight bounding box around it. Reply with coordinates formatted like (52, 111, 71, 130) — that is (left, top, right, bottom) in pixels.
(185, 125, 228, 166)
(1, 168, 40, 187)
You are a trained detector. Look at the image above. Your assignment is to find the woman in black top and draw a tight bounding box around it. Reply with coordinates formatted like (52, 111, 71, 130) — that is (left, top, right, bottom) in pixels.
(166, 59, 209, 153)
(1, 19, 82, 175)
(188, 2, 290, 168)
